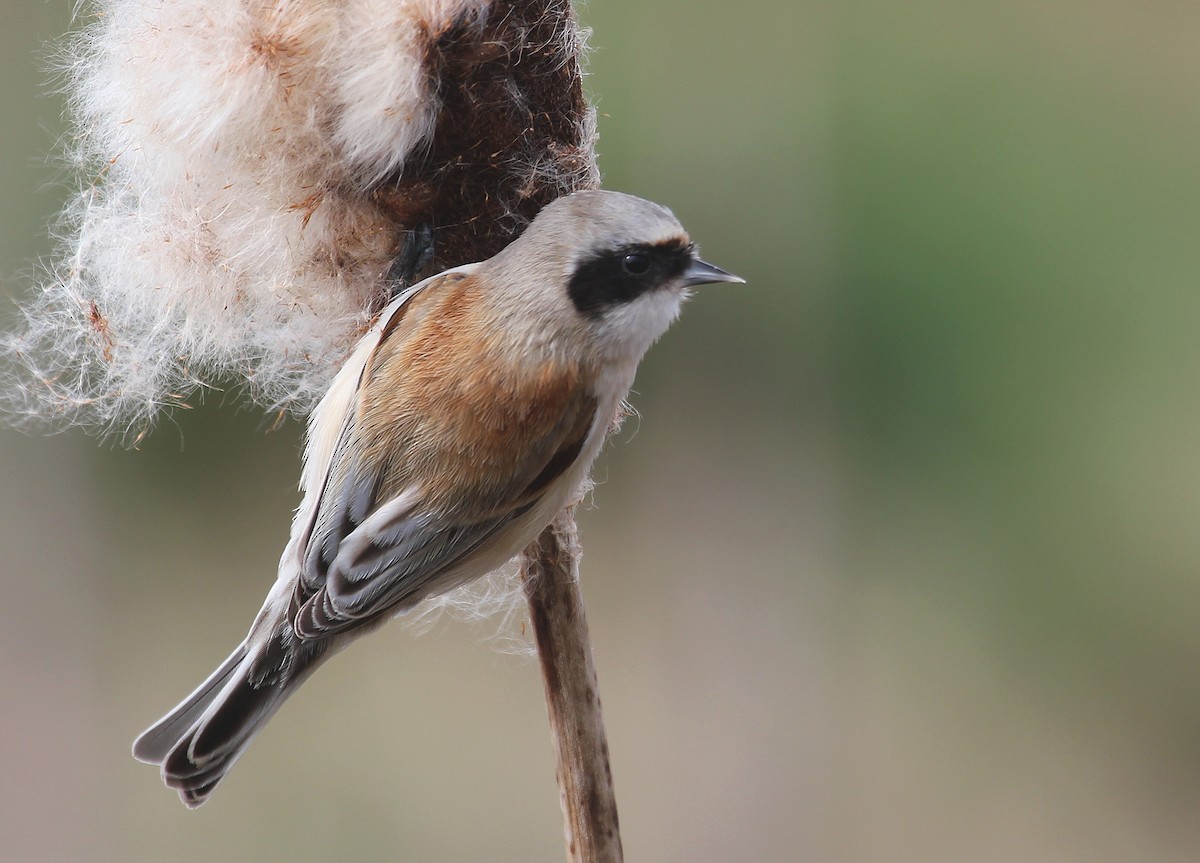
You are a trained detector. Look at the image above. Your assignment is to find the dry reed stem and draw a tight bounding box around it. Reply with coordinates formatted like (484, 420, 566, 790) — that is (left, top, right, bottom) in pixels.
(521, 511, 624, 863)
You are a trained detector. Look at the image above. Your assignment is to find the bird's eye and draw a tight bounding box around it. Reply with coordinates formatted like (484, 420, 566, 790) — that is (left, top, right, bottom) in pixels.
(621, 253, 651, 276)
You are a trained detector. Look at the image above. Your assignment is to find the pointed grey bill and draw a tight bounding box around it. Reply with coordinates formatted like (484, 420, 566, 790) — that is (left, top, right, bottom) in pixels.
(682, 258, 745, 287)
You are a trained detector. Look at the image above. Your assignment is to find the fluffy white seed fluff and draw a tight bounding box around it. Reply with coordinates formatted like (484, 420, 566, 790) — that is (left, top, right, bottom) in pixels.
(333, 0, 473, 186)
(3, 0, 493, 436)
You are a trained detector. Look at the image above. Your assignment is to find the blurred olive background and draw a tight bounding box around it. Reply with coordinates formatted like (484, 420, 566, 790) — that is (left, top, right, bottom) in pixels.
(4, 1, 1200, 861)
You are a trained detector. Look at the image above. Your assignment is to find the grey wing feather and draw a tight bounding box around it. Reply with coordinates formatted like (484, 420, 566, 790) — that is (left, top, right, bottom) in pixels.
(293, 503, 533, 638)
(289, 411, 533, 637)
(289, 398, 590, 638)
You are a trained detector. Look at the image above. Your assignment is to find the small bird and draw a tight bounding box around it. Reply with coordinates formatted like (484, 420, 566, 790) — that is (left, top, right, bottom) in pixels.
(132, 189, 743, 806)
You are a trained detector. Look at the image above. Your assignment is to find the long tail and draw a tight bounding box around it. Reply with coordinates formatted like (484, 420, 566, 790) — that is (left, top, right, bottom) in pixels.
(133, 623, 329, 808)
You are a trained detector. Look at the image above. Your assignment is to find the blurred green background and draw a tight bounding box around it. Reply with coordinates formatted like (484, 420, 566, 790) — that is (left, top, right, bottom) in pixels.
(3, 1, 1200, 860)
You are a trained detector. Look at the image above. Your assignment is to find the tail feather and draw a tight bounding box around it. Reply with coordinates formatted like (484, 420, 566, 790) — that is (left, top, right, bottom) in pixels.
(132, 644, 249, 764)
(134, 628, 330, 808)
(160, 674, 291, 809)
